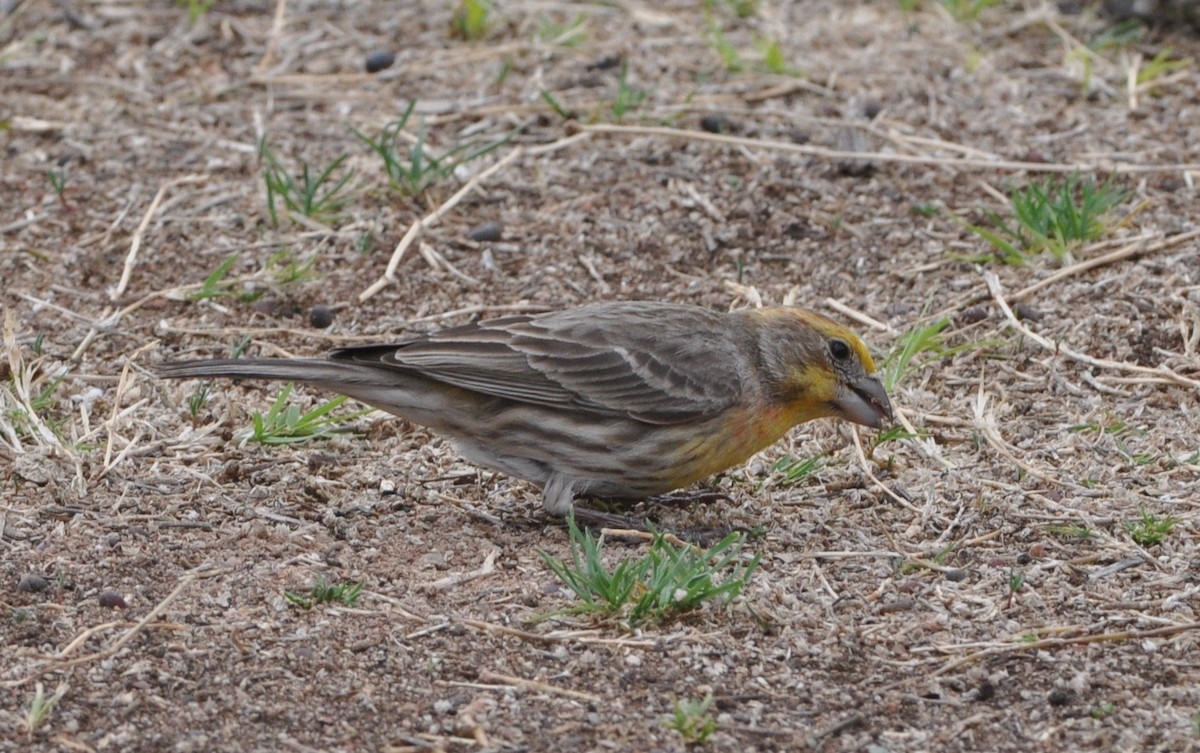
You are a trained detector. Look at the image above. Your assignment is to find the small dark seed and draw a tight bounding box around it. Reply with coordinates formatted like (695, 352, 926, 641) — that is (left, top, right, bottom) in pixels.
(956, 306, 988, 326)
(975, 681, 996, 702)
(365, 50, 395, 74)
(98, 591, 127, 609)
(1013, 302, 1043, 321)
(699, 115, 734, 134)
(586, 54, 622, 71)
(783, 220, 818, 240)
(18, 574, 49, 593)
(468, 221, 503, 242)
(309, 305, 334, 329)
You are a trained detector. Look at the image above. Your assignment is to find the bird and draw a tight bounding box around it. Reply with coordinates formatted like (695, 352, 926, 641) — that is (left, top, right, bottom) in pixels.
(156, 301, 892, 525)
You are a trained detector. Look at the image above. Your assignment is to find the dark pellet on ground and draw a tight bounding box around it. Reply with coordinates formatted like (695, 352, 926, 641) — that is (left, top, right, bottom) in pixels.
(1047, 687, 1072, 706)
(700, 114, 734, 134)
(976, 681, 996, 702)
(99, 591, 127, 609)
(468, 221, 504, 242)
(957, 306, 988, 325)
(365, 50, 395, 74)
(586, 54, 623, 71)
(1013, 302, 1043, 321)
(309, 305, 334, 329)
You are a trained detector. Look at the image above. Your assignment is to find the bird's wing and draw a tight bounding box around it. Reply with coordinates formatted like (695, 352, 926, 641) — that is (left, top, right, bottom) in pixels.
(329, 304, 746, 424)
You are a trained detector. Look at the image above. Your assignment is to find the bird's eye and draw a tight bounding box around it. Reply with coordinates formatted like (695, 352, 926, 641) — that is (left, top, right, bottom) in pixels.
(829, 339, 851, 361)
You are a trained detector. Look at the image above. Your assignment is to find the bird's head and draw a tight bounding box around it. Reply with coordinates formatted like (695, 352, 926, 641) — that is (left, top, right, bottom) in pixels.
(750, 308, 893, 429)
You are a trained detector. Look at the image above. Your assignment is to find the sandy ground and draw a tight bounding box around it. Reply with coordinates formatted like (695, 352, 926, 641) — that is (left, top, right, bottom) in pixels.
(2, 1, 1199, 751)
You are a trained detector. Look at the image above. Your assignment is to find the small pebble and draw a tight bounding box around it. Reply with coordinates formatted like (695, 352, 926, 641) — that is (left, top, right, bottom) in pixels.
(364, 50, 395, 74)
(18, 573, 49, 593)
(251, 298, 276, 316)
(468, 221, 503, 242)
(309, 305, 334, 329)
(98, 591, 127, 609)
(943, 568, 968, 582)
(417, 551, 448, 570)
(307, 452, 336, 471)
(878, 597, 915, 614)
(1016, 552, 1032, 565)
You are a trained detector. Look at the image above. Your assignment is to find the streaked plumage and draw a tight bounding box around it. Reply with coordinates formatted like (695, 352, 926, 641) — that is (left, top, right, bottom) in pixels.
(157, 301, 892, 521)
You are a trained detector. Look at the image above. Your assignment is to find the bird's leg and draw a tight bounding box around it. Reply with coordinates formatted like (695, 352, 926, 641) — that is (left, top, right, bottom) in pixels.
(542, 475, 739, 543)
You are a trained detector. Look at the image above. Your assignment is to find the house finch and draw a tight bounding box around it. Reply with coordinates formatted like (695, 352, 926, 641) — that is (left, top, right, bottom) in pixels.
(157, 301, 891, 521)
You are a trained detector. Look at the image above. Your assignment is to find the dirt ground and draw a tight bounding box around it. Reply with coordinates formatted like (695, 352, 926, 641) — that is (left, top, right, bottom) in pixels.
(3, 1, 1200, 751)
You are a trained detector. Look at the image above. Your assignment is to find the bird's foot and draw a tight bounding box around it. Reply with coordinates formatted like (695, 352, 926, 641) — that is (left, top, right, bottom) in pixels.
(569, 506, 741, 546)
(646, 490, 734, 509)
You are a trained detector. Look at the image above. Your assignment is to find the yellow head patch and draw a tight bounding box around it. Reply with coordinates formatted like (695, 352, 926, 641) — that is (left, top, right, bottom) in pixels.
(779, 308, 878, 373)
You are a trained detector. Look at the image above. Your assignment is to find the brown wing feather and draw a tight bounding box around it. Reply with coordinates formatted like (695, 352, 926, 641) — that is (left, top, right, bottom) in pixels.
(329, 302, 746, 424)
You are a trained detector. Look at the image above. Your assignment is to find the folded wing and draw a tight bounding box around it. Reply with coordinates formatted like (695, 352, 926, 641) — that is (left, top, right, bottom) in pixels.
(330, 303, 746, 424)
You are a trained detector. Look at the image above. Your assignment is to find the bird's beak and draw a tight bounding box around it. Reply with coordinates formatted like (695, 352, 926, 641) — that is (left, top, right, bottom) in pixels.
(834, 375, 893, 429)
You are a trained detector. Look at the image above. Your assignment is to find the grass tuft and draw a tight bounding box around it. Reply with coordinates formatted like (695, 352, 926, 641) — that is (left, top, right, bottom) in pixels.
(187, 253, 242, 302)
(539, 516, 759, 627)
(667, 693, 718, 743)
(24, 682, 68, 739)
(354, 101, 508, 199)
(242, 383, 370, 446)
(939, 0, 1002, 21)
(1125, 508, 1177, 547)
(285, 577, 363, 609)
(259, 140, 354, 227)
(451, 0, 492, 40)
(882, 317, 993, 391)
(610, 62, 647, 120)
(769, 453, 824, 486)
(958, 175, 1128, 264)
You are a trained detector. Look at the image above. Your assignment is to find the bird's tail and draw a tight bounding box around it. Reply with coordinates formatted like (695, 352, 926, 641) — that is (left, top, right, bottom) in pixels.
(155, 358, 374, 384)
(154, 358, 456, 425)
